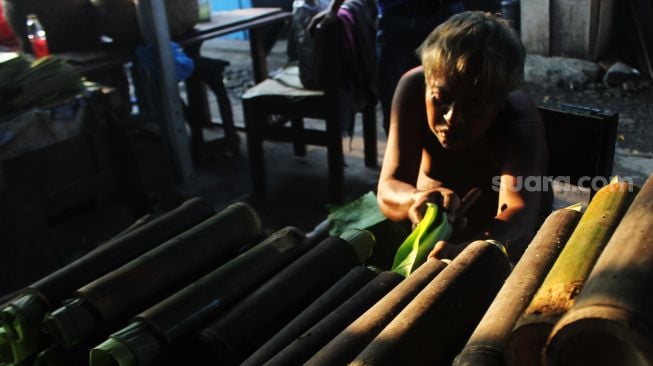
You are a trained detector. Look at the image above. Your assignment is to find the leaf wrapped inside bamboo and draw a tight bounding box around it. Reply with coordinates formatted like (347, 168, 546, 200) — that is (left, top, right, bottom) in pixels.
(197, 230, 375, 365)
(44, 202, 263, 349)
(0, 197, 215, 364)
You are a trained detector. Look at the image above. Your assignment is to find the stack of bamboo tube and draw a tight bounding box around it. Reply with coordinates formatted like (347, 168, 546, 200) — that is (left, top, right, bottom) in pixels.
(1, 175, 651, 366)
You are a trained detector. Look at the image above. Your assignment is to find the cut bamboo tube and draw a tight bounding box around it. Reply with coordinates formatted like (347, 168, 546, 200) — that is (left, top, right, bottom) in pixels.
(242, 266, 378, 366)
(351, 240, 511, 366)
(452, 207, 582, 366)
(264, 271, 404, 366)
(198, 230, 375, 366)
(0, 198, 214, 364)
(506, 181, 635, 366)
(89, 227, 309, 366)
(306, 259, 447, 366)
(44, 202, 262, 349)
(546, 174, 653, 366)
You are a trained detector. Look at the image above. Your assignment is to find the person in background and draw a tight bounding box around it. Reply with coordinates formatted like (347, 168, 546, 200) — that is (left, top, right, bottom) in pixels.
(308, 0, 464, 135)
(377, 11, 552, 263)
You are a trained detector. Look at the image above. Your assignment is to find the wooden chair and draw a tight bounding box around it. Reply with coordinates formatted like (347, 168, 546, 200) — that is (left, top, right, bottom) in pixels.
(241, 21, 377, 203)
(540, 104, 619, 197)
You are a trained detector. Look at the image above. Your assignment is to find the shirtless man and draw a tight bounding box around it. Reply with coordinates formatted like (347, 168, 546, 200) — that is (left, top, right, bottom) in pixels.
(377, 11, 551, 262)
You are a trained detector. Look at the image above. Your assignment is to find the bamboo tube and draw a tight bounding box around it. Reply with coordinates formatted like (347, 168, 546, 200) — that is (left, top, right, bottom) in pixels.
(0, 198, 214, 364)
(198, 230, 375, 366)
(242, 266, 378, 366)
(44, 202, 263, 349)
(264, 271, 405, 366)
(546, 175, 653, 366)
(452, 207, 582, 366)
(506, 181, 635, 366)
(306, 259, 447, 366)
(89, 227, 309, 366)
(351, 240, 511, 366)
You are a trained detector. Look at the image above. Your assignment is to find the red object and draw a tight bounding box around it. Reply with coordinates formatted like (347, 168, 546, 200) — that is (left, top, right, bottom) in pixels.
(26, 14, 50, 58)
(0, 2, 20, 49)
(31, 37, 49, 58)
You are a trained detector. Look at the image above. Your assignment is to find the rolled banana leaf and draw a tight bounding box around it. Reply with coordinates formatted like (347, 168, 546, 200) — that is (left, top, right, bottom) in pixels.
(197, 230, 375, 365)
(44, 202, 263, 349)
(0, 197, 215, 364)
(241, 266, 378, 366)
(507, 180, 636, 366)
(391, 203, 452, 277)
(453, 206, 582, 366)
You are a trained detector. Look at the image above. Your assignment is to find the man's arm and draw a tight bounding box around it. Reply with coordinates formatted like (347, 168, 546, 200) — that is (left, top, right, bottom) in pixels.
(378, 67, 461, 224)
(478, 90, 548, 260)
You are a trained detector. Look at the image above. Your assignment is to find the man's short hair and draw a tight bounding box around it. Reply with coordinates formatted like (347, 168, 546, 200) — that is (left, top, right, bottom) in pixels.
(419, 11, 525, 100)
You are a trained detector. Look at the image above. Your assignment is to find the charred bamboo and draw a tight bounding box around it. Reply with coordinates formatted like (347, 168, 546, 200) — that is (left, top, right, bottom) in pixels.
(198, 230, 375, 366)
(242, 266, 378, 366)
(351, 240, 511, 366)
(89, 227, 309, 366)
(306, 259, 447, 366)
(452, 207, 582, 366)
(507, 181, 635, 366)
(264, 271, 404, 366)
(0, 197, 215, 364)
(546, 174, 653, 366)
(44, 203, 263, 349)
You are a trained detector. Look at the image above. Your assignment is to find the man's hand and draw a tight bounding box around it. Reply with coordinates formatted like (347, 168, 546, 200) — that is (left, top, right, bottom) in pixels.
(408, 187, 460, 228)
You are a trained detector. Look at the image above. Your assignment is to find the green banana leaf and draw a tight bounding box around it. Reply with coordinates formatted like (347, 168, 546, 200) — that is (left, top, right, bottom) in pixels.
(328, 192, 389, 236)
(391, 203, 452, 277)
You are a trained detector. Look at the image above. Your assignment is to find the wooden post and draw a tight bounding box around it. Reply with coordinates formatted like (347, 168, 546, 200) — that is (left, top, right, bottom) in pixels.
(546, 174, 653, 366)
(506, 181, 636, 366)
(453, 207, 582, 366)
(136, 0, 194, 181)
(351, 241, 511, 366)
(306, 259, 447, 366)
(241, 266, 377, 366)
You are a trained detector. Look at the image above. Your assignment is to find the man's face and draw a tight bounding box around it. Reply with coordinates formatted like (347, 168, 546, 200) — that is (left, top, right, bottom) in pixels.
(425, 75, 503, 151)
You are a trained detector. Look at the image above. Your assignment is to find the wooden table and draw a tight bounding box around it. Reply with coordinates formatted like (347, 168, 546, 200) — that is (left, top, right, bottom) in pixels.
(59, 8, 291, 163)
(181, 8, 291, 160)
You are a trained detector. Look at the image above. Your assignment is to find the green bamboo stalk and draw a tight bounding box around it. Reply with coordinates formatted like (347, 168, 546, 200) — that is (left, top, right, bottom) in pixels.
(198, 230, 375, 365)
(453, 206, 582, 366)
(546, 174, 653, 366)
(89, 227, 309, 366)
(306, 259, 448, 366)
(0, 197, 214, 364)
(241, 266, 378, 366)
(44, 202, 262, 349)
(352, 240, 511, 366)
(506, 181, 636, 366)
